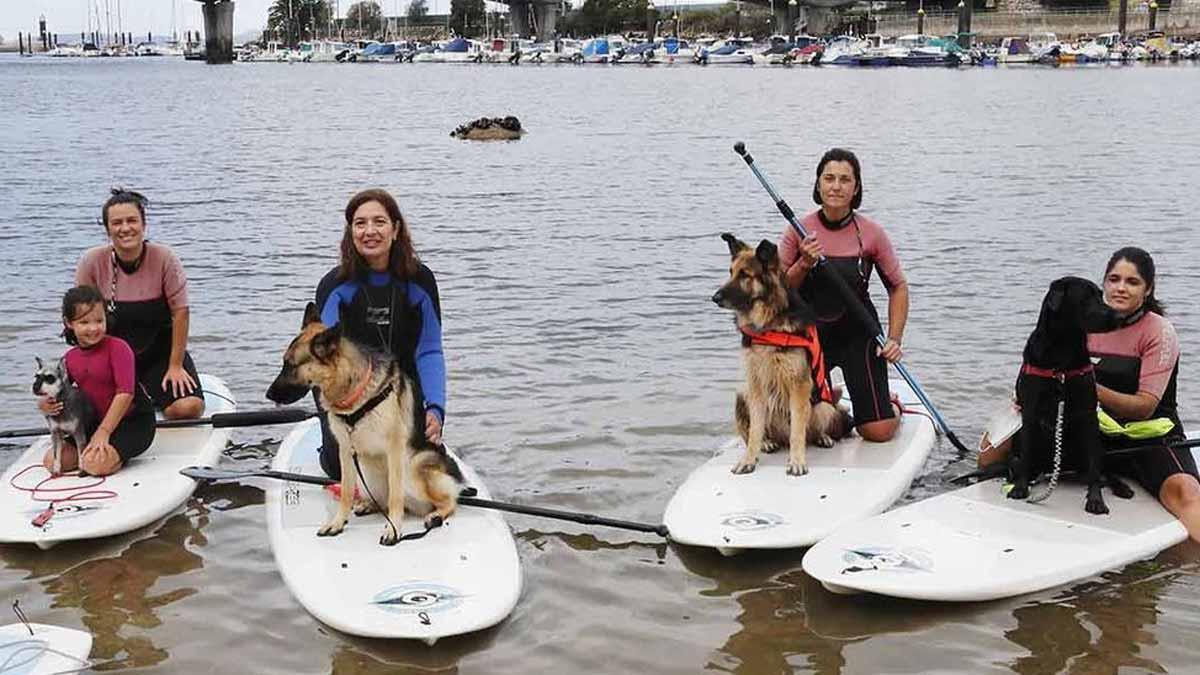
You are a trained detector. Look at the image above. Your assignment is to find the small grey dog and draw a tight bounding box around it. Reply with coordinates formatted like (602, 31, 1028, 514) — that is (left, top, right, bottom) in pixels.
(32, 356, 97, 474)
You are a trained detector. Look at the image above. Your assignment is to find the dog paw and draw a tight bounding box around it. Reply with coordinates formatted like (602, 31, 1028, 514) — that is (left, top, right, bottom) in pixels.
(353, 499, 380, 516)
(1085, 498, 1110, 515)
(1110, 478, 1135, 500)
(1007, 484, 1030, 500)
(731, 459, 757, 475)
(317, 521, 346, 537)
(761, 441, 780, 454)
(786, 460, 809, 477)
(380, 526, 400, 546)
(813, 434, 835, 449)
(424, 513, 445, 530)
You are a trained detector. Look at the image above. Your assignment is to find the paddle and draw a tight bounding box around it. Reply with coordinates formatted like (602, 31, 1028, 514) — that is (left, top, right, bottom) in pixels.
(180, 466, 671, 537)
(948, 436, 1200, 485)
(0, 407, 315, 440)
(733, 141, 971, 454)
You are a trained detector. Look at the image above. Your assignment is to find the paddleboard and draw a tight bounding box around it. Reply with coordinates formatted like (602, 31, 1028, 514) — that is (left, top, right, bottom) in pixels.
(663, 378, 936, 554)
(266, 418, 522, 643)
(802, 476, 1188, 601)
(0, 622, 92, 674)
(0, 374, 236, 549)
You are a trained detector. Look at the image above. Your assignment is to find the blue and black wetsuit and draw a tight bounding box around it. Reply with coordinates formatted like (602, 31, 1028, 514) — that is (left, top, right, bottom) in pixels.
(313, 265, 446, 479)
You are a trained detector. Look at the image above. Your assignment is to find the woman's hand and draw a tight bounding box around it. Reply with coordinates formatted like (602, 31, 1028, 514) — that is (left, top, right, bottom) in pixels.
(797, 236, 823, 267)
(425, 411, 443, 446)
(162, 364, 197, 399)
(37, 396, 62, 416)
(877, 337, 903, 363)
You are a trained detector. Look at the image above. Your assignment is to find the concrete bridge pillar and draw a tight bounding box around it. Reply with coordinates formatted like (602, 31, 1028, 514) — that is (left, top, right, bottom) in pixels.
(535, 2, 558, 38)
(510, 2, 530, 37)
(805, 7, 834, 35)
(198, 0, 235, 64)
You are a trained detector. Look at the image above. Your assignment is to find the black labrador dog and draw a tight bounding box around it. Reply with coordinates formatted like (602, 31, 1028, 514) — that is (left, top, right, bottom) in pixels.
(1008, 276, 1133, 514)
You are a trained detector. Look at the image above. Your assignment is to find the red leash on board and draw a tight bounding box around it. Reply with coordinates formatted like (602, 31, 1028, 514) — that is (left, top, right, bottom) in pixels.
(9, 465, 118, 527)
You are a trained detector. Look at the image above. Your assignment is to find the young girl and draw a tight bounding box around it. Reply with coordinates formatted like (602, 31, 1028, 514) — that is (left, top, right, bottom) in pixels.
(37, 286, 156, 476)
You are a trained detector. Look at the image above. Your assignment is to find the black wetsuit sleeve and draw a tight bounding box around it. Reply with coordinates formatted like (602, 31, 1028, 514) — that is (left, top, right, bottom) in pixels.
(413, 264, 442, 322)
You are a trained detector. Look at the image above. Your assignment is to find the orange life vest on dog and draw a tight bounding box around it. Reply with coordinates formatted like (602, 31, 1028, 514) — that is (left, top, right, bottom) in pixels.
(739, 324, 834, 404)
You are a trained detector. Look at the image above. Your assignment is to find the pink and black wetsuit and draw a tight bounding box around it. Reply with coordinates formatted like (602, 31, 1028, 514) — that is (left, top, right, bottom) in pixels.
(64, 335, 155, 462)
(779, 210, 906, 425)
(1089, 311, 1194, 495)
(76, 242, 203, 410)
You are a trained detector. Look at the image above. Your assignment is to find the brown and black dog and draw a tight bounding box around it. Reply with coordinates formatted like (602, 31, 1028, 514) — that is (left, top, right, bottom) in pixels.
(712, 233, 853, 476)
(266, 302, 463, 545)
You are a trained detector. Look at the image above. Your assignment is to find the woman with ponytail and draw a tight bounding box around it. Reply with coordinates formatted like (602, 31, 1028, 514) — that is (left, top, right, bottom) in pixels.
(1089, 246, 1200, 540)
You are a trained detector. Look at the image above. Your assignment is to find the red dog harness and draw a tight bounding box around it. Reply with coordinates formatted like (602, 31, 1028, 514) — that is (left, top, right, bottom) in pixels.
(1020, 363, 1094, 382)
(740, 324, 835, 404)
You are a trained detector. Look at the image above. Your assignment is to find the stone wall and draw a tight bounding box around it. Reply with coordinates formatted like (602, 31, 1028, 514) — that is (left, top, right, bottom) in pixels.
(876, 8, 1200, 39)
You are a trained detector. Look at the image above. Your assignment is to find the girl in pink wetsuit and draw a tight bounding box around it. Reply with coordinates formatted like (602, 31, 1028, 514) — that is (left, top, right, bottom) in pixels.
(37, 286, 156, 476)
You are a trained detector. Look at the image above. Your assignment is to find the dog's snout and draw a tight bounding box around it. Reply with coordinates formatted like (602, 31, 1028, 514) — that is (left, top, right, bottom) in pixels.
(712, 290, 725, 306)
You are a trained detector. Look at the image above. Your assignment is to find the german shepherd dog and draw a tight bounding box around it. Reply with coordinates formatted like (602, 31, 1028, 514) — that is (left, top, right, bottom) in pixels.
(1008, 277, 1131, 514)
(266, 303, 463, 545)
(712, 233, 853, 476)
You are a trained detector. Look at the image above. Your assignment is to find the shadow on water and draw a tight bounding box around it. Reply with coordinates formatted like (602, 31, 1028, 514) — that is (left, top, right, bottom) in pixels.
(0, 481, 261, 671)
(1003, 542, 1200, 674)
(326, 624, 501, 674)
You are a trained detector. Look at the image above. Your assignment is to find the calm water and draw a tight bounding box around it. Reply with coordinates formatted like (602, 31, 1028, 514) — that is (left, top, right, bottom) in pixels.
(1, 55, 1199, 673)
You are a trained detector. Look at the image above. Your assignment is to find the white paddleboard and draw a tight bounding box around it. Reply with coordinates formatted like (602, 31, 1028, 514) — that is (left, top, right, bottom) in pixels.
(802, 476, 1188, 601)
(663, 378, 936, 554)
(266, 418, 522, 643)
(0, 374, 235, 549)
(0, 622, 92, 674)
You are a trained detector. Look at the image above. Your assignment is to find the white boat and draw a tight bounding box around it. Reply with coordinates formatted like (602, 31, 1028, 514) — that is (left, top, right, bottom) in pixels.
(294, 40, 352, 62)
(998, 36, 1033, 63)
(695, 37, 755, 65)
(46, 45, 85, 57)
(660, 36, 695, 64)
(819, 35, 867, 65)
(242, 41, 291, 62)
(579, 36, 612, 63)
(440, 36, 486, 63)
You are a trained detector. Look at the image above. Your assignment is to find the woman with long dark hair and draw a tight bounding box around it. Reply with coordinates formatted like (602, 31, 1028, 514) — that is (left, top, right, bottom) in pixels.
(313, 188, 446, 479)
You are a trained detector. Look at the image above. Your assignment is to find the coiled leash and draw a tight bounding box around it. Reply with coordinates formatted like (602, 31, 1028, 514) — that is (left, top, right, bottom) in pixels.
(1027, 399, 1065, 504)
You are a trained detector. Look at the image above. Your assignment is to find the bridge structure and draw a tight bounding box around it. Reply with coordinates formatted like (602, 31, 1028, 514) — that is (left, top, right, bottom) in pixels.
(500, 0, 861, 40)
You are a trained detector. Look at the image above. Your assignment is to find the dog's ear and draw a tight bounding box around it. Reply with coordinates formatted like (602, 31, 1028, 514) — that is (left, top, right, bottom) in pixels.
(34, 356, 44, 371)
(1044, 286, 1065, 313)
(721, 232, 748, 257)
(310, 325, 342, 362)
(755, 240, 779, 267)
(302, 302, 322, 328)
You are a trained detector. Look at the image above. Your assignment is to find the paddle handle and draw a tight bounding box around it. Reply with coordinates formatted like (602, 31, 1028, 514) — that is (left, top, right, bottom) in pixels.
(734, 142, 970, 454)
(0, 407, 315, 439)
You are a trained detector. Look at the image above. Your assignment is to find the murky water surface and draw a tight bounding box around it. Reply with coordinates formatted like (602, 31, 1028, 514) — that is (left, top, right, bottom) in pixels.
(1, 56, 1199, 673)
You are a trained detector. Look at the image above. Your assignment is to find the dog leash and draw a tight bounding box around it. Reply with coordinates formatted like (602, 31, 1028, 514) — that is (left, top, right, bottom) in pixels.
(1027, 399, 1065, 504)
(348, 454, 444, 544)
(8, 466, 118, 528)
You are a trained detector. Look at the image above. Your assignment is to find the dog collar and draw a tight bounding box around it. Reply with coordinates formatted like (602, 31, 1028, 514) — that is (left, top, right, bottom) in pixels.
(1020, 363, 1094, 382)
(336, 382, 395, 429)
(334, 362, 374, 410)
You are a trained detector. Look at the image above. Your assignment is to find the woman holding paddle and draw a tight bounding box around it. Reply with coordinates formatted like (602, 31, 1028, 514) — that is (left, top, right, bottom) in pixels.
(1089, 247, 1200, 540)
(779, 149, 909, 443)
(75, 189, 205, 420)
(313, 188, 446, 479)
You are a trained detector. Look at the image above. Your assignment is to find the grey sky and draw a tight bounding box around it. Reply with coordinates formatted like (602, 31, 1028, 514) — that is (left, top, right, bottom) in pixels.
(0, 0, 466, 42)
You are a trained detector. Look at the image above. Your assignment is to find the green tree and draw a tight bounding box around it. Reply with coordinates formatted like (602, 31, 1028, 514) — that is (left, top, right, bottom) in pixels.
(408, 0, 429, 20)
(268, 0, 332, 46)
(346, 0, 385, 37)
(449, 0, 486, 36)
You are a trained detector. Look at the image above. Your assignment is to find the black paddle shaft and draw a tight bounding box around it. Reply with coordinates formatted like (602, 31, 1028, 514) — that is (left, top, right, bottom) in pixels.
(182, 467, 670, 537)
(0, 407, 315, 439)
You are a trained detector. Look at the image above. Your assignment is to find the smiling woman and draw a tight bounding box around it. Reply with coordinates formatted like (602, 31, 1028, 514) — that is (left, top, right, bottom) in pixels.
(74, 189, 206, 421)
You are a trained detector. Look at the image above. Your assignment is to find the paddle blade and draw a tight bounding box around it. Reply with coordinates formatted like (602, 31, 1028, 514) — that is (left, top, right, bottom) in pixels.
(180, 466, 252, 481)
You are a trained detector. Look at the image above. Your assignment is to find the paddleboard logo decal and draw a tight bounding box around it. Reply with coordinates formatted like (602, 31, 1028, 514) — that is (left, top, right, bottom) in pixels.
(841, 547, 933, 575)
(372, 583, 464, 615)
(720, 511, 785, 531)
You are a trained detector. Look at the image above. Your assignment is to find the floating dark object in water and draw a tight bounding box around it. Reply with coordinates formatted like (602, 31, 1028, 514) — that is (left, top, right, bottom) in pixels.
(451, 116, 524, 141)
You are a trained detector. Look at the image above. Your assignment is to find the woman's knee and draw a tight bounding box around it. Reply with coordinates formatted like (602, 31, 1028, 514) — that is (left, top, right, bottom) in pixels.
(81, 451, 122, 477)
(163, 396, 205, 420)
(1160, 473, 1200, 513)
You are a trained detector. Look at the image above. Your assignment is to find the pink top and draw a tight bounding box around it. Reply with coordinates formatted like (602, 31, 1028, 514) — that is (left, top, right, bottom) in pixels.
(779, 211, 906, 290)
(75, 242, 189, 309)
(64, 336, 137, 418)
(1088, 312, 1180, 401)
